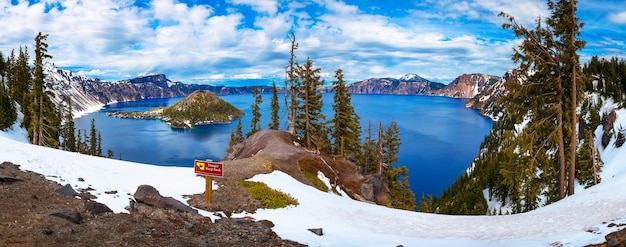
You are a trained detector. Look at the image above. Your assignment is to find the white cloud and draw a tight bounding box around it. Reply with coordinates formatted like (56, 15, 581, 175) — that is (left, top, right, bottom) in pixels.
(228, 0, 278, 15)
(609, 11, 626, 24)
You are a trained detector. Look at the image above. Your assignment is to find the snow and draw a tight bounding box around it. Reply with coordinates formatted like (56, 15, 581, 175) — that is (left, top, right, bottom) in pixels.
(2, 109, 626, 246)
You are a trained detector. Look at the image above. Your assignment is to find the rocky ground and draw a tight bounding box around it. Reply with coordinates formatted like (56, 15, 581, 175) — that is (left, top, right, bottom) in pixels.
(0, 161, 304, 246)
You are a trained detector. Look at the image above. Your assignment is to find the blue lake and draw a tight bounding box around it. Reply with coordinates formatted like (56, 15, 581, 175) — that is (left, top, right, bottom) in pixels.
(75, 94, 493, 198)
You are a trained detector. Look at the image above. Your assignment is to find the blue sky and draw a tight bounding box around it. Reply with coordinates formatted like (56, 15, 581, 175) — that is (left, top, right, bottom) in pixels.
(1, 0, 625, 86)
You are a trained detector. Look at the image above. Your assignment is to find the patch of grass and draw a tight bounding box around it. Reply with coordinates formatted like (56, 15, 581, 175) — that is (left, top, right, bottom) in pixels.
(301, 169, 329, 192)
(240, 180, 298, 209)
(298, 157, 331, 192)
(260, 162, 273, 171)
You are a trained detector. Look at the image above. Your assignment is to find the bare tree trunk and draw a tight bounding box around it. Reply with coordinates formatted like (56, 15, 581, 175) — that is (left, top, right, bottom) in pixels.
(377, 121, 383, 175)
(567, 0, 578, 196)
(558, 105, 566, 199)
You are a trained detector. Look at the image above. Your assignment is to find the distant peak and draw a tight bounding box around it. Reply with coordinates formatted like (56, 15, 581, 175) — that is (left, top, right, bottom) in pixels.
(399, 73, 425, 82)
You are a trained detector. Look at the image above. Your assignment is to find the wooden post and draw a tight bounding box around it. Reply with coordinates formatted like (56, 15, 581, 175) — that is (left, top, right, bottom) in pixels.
(205, 176, 212, 203)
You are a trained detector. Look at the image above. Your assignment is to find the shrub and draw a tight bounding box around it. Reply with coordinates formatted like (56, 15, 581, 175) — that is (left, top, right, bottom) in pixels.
(298, 157, 330, 192)
(240, 180, 298, 209)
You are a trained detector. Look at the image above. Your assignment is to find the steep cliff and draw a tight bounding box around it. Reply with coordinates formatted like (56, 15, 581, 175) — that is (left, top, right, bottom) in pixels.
(43, 63, 274, 116)
(344, 73, 500, 99)
(465, 70, 519, 120)
(434, 73, 500, 98)
(345, 74, 444, 95)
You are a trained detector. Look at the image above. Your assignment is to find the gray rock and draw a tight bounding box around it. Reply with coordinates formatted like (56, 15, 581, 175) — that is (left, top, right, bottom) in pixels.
(55, 184, 77, 197)
(84, 200, 113, 215)
(50, 208, 82, 224)
(0, 174, 21, 183)
(133, 184, 198, 215)
(308, 228, 323, 236)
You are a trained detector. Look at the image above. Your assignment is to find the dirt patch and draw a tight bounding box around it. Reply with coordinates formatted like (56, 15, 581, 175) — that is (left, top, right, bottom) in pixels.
(0, 161, 304, 246)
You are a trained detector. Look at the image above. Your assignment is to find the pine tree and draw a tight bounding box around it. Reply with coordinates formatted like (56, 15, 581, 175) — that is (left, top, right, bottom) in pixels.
(498, 0, 584, 203)
(546, 0, 585, 196)
(247, 86, 262, 137)
(89, 118, 97, 156)
(269, 81, 280, 130)
(97, 131, 103, 157)
(61, 97, 77, 152)
(418, 194, 434, 213)
(285, 32, 299, 135)
(383, 120, 401, 168)
(295, 58, 328, 152)
(234, 118, 244, 143)
(331, 69, 361, 157)
(29, 32, 59, 148)
(360, 121, 377, 174)
(0, 52, 17, 130)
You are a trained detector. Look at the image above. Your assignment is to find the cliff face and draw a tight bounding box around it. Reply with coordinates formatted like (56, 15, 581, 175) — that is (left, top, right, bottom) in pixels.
(344, 73, 500, 99)
(43, 63, 274, 116)
(465, 70, 519, 120)
(434, 73, 500, 98)
(345, 77, 444, 95)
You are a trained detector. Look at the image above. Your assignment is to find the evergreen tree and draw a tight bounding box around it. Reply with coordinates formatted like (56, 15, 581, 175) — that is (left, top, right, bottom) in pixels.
(0, 52, 17, 130)
(29, 32, 59, 148)
(360, 121, 378, 174)
(285, 32, 299, 135)
(379, 120, 416, 210)
(10, 47, 31, 112)
(248, 86, 262, 137)
(418, 194, 434, 213)
(383, 120, 401, 168)
(0, 77, 17, 130)
(269, 81, 280, 130)
(61, 97, 77, 152)
(295, 58, 328, 152)
(97, 131, 103, 157)
(546, 0, 586, 196)
(330, 69, 361, 157)
(89, 118, 97, 156)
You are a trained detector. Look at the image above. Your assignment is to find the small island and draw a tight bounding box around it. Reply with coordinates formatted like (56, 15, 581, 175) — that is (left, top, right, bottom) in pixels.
(107, 90, 244, 129)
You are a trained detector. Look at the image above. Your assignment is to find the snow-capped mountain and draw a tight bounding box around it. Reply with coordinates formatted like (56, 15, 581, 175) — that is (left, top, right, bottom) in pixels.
(43, 63, 275, 117)
(344, 72, 500, 98)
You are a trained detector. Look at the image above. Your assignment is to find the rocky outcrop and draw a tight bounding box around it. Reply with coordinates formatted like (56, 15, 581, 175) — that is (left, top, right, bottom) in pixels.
(434, 73, 500, 98)
(465, 70, 520, 120)
(133, 184, 199, 215)
(602, 110, 618, 148)
(344, 74, 445, 95)
(341, 72, 500, 99)
(108, 90, 244, 128)
(360, 174, 391, 205)
(44, 62, 275, 116)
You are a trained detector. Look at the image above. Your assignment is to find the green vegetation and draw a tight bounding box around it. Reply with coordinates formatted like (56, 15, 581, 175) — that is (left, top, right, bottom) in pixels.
(162, 90, 243, 128)
(331, 69, 361, 158)
(269, 81, 280, 130)
(425, 0, 618, 215)
(240, 180, 299, 209)
(247, 86, 262, 137)
(298, 157, 330, 192)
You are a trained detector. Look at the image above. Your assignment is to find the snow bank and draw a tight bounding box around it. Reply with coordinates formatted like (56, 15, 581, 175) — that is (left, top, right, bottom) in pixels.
(2, 107, 626, 246)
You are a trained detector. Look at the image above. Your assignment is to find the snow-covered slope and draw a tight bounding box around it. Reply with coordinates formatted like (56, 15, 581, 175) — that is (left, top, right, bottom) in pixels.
(2, 110, 626, 246)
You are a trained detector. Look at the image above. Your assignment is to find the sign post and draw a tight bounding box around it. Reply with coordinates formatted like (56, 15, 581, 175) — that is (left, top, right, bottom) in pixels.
(194, 160, 223, 203)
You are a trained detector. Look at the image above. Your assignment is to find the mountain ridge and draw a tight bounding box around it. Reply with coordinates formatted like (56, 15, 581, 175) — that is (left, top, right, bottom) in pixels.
(44, 63, 501, 118)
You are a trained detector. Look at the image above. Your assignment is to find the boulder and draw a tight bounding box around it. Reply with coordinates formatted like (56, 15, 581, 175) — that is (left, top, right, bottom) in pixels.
(602, 110, 618, 148)
(55, 184, 78, 197)
(308, 228, 323, 236)
(50, 208, 82, 224)
(84, 200, 113, 215)
(360, 174, 391, 205)
(133, 184, 198, 215)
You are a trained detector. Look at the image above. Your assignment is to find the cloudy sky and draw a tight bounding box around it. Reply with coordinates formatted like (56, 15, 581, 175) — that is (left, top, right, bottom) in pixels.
(1, 0, 625, 85)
